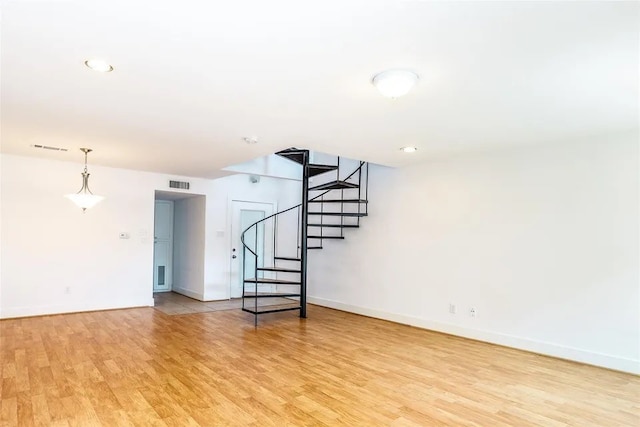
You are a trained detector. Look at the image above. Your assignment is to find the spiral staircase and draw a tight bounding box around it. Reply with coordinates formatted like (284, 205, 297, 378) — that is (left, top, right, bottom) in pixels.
(240, 148, 369, 325)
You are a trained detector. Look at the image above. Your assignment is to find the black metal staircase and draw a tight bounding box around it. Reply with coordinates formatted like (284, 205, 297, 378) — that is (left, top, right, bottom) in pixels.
(240, 148, 369, 325)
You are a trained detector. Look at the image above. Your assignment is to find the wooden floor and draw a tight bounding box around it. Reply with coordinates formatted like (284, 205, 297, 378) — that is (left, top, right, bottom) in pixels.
(152, 292, 244, 315)
(153, 292, 295, 316)
(1, 306, 638, 426)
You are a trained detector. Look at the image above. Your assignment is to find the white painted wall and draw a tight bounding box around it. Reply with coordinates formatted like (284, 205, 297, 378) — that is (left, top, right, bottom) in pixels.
(222, 154, 301, 181)
(308, 132, 640, 374)
(1, 155, 156, 318)
(205, 174, 300, 300)
(0, 154, 301, 318)
(172, 195, 206, 299)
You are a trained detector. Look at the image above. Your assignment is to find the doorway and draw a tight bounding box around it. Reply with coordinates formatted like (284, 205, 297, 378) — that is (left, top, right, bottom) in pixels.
(153, 200, 173, 292)
(230, 201, 275, 298)
(153, 191, 206, 299)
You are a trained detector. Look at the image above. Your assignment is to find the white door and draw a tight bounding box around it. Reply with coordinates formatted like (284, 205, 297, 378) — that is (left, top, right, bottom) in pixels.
(230, 201, 275, 298)
(153, 200, 174, 292)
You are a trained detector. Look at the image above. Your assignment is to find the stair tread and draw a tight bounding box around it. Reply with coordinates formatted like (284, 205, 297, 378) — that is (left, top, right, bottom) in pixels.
(274, 256, 301, 261)
(275, 148, 307, 165)
(308, 164, 338, 177)
(243, 292, 301, 298)
(276, 147, 304, 153)
(309, 180, 359, 191)
(308, 199, 368, 204)
(242, 305, 301, 315)
(308, 224, 360, 228)
(257, 267, 301, 273)
(308, 212, 367, 217)
(307, 235, 345, 239)
(244, 278, 301, 285)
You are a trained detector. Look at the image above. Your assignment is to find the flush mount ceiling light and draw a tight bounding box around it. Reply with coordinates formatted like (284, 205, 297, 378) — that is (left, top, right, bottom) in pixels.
(400, 146, 418, 153)
(65, 148, 104, 212)
(84, 58, 114, 72)
(372, 69, 419, 98)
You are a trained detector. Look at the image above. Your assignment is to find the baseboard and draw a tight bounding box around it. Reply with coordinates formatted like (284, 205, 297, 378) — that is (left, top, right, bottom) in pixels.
(0, 297, 155, 320)
(308, 296, 640, 375)
(172, 286, 205, 301)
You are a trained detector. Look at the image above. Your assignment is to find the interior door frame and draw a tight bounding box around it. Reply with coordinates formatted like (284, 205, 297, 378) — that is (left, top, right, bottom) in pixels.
(229, 199, 277, 299)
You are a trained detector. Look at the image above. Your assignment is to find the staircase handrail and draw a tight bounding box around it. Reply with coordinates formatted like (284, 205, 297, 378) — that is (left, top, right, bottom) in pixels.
(240, 161, 366, 257)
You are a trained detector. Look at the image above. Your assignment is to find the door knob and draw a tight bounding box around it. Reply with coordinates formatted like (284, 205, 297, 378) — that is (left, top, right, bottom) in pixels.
(232, 255, 237, 259)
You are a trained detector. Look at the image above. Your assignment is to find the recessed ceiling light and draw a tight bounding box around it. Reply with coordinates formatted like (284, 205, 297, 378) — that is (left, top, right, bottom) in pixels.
(243, 137, 258, 144)
(400, 146, 418, 153)
(372, 69, 419, 98)
(84, 59, 114, 72)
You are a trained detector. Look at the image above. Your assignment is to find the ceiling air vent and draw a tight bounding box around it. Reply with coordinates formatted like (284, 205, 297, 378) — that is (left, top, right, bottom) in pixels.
(31, 144, 68, 152)
(169, 180, 190, 190)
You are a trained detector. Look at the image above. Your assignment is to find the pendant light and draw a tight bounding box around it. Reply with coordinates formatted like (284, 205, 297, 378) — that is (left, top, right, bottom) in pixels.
(65, 148, 104, 212)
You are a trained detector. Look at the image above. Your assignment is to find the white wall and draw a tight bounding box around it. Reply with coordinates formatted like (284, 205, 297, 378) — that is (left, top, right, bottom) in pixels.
(0, 154, 301, 318)
(172, 195, 206, 298)
(222, 154, 302, 181)
(1, 155, 157, 318)
(308, 133, 640, 374)
(204, 173, 300, 300)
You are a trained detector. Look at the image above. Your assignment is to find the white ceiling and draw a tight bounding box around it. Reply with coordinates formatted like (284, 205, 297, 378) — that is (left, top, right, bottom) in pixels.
(2, 0, 638, 178)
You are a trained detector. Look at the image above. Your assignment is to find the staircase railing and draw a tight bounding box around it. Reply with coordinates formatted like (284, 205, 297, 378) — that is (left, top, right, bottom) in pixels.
(240, 159, 368, 319)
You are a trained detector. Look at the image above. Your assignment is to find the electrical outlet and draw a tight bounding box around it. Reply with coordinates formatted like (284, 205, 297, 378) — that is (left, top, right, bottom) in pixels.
(449, 304, 456, 314)
(65, 286, 71, 295)
(469, 307, 477, 317)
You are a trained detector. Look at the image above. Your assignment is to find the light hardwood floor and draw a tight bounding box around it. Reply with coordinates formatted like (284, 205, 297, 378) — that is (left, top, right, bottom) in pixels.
(153, 292, 294, 316)
(1, 305, 638, 426)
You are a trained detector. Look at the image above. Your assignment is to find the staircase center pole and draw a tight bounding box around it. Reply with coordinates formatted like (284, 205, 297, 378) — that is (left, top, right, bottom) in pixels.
(300, 150, 309, 318)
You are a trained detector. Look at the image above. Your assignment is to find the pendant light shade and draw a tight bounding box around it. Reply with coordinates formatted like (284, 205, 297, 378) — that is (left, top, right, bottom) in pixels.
(65, 148, 104, 212)
(65, 192, 104, 211)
